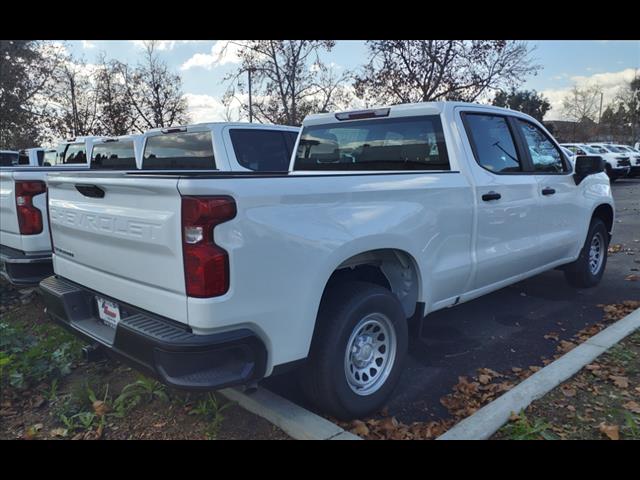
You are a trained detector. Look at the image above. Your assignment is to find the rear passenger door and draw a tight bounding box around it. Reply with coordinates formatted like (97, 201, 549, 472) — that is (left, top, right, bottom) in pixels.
(512, 118, 583, 264)
(459, 110, 542, 291)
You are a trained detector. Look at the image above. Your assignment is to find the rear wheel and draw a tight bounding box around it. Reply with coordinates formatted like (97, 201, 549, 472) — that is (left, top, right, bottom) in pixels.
(299, 281, 408, 420)
(564, 218, 608, 288)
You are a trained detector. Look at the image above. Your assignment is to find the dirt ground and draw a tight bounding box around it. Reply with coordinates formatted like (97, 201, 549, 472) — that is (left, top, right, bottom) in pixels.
(0, 282, 290, 440)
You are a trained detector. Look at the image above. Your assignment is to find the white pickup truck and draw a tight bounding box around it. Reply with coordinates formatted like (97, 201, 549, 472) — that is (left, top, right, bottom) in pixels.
(39, 102, 614, 419)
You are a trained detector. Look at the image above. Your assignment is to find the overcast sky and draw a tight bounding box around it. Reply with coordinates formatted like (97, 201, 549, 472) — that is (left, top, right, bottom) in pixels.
(66, 40, 639, 123)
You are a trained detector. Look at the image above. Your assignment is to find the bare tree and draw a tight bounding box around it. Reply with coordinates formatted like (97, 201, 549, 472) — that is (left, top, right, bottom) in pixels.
(119, 41, 190, 131)
(223, 40, 351, 125)
(561, 84, 603, 123)
(94, 53, 138, 136)
(354, 40, 540, 106)
(51, 59, 101, 138)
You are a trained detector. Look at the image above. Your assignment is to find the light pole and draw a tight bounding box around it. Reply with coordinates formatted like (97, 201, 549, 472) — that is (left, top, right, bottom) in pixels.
(247, 68, 255, 123)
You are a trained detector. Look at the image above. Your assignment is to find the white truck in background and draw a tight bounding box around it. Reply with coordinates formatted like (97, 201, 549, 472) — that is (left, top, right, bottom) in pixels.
(1, 124, 299, 286)
(0, 136, 104, 285)
(40, 102, 614, 419)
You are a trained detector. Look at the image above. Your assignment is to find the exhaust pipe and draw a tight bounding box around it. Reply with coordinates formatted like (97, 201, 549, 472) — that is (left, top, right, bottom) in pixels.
(82, 343, 105, 363)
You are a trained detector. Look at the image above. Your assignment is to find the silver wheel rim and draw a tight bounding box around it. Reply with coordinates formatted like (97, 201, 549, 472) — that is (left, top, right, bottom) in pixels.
(589, 232, 605, 275)
(344, 313, 397, 396)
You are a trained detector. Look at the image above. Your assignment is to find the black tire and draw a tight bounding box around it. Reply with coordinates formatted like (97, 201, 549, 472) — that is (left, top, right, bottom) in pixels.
(564, 218, 608, 288)
(298, 281, 408, 420)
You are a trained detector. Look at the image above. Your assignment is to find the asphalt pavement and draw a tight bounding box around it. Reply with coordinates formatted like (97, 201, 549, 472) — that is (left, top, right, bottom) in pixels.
(265, 177, 640, 423)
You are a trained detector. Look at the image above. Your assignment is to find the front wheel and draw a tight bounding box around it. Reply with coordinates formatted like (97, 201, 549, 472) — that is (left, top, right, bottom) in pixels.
(298, 281, 408, 420)
(564, 218, 608, 288)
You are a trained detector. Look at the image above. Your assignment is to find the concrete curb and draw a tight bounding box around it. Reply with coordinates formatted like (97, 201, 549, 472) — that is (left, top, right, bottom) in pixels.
(437, 307, 640, 440)
(220, 386, 361, 440)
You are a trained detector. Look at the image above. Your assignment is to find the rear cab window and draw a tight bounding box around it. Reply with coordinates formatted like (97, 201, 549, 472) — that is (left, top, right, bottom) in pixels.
(294, 116, 450, 171)
(61, 143, 87, 164)
(18, 151, 30, 165)
(229, 129, 298, 171)
(91, 141, 137, 169)
(0, 152, 19, 166)
(143, 131, 215, 170)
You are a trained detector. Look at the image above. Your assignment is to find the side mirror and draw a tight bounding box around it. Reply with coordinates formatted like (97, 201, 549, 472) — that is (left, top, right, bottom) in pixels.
(574, 155, 605, 185)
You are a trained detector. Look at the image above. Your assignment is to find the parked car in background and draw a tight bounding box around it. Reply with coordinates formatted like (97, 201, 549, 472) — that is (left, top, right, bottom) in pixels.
(90, 135, 144, 170)
(611, 144, 640, 177)
(40, 102, 613, 419)
(567, 143, 630, 182)
(560, 146, 577, 166)
(140, 123, 299, 171)
(0, 150, 19, 167)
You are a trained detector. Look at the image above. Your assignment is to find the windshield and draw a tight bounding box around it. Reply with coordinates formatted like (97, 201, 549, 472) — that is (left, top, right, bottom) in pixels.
(43, 150, 57, 166)
(579, 145, 599, 154)
(294, 115, 450, 171)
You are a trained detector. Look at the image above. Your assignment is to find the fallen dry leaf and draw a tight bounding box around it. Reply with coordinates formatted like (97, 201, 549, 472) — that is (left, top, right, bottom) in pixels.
(622, 401, 640, 414)
(609, 376, 629, 389)
(599, 423, 620, 440)
(625, 274, 639, 282)
(350, 420, 370, 437)
(561, 386, 577, 397)
(50, 428, 68, 438)
(92, 400, 110, 416)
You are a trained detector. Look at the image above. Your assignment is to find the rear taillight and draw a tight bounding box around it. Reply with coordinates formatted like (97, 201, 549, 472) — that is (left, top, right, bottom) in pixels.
(181, 196, 236, 298)
(15, 180, 46, 235)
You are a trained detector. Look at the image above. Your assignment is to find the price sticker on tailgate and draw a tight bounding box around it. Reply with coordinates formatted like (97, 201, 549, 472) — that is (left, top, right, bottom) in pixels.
(96, 297, 121, 329)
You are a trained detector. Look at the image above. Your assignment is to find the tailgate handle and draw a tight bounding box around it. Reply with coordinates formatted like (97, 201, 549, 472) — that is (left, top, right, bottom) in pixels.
(75, 184, 105, 198)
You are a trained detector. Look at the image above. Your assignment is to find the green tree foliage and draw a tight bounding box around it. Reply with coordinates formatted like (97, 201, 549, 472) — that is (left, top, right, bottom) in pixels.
(492, 88, 551, 121)
(0, 40, 63, 148)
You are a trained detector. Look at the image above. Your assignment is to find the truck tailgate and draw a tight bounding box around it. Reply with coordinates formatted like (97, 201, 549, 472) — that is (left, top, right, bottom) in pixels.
(47, 173, 188, 323)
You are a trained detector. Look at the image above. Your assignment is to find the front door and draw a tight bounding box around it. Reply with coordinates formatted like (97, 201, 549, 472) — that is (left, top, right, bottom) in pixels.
(513, 118, 584, 265)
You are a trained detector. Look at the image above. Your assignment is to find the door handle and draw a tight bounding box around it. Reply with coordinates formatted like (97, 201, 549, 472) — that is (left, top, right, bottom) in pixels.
(541, 187, 556, 196)
(481, 191, 501, 201)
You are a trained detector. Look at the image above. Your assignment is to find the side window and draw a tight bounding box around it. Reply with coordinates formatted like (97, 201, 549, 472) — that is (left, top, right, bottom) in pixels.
(463, 114, 522, 173)
(515, 119, 567, 173)
(37, 150, 44, 166)
(63, 143, 87, 164)
(229, 129, 292, 171)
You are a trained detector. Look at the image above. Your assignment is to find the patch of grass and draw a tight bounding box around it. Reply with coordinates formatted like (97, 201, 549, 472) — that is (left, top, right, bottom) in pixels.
(607, 343, 637, 365)
(622, 412, 640, 440)
(500, 411, 558, 440)
(188, 393, 232, 439)
(0, 319, 83, 390)
(112, 376, 168, 417)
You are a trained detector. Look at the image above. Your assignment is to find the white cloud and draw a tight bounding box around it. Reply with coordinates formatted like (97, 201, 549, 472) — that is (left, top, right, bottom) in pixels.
(130, 40, 207, 51)
(542, 68, 638, 120)
(180, 41, 243, 71)
(81, 40, 96, 49)
(184, 93, 244, 123)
